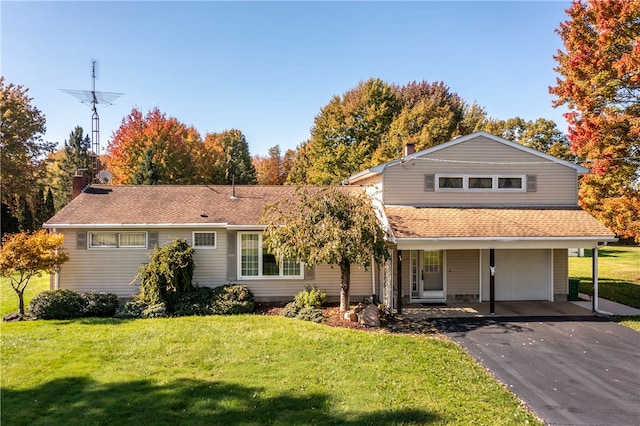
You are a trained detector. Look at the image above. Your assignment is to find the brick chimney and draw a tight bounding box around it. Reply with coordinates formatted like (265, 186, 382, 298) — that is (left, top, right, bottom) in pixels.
(404, 143, 415, 156)
(72, 169, 90, 199)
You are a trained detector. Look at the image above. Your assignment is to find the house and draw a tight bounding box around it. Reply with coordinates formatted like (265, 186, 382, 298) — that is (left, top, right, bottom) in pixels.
(44, 131, 616, 307)
(348, 131, 616, 309)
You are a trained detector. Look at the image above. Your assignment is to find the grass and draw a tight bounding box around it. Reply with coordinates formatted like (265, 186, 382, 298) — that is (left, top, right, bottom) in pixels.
(0, 274, 540, 424)
(0, 273, 50, 318)
(568, 245, 640, 309)
(1, 315, 541, 425)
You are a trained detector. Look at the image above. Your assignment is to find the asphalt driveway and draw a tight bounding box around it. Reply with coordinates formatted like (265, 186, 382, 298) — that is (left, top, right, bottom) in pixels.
(433, 316, 640, 426)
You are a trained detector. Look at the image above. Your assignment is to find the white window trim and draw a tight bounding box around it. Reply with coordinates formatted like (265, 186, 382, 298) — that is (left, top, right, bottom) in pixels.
(88, 231, 147, 249)
(435, 174, 526, 192)
(237, 232, 304, 280)
(192, 231, 217, 249)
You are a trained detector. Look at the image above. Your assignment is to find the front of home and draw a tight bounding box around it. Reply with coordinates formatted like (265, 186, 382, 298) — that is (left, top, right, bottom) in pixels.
(350, 132, 617, 308)
(44, 132, 616, 307)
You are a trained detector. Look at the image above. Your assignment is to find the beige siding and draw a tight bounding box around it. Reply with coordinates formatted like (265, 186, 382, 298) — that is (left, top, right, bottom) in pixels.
(54, 228, 373, 301)
(554, 249, 569, 296)
(382, 136, 579, 206)
(446, 250, 480, 299)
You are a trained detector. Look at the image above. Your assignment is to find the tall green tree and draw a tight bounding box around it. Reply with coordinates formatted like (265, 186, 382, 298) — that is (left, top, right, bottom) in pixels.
(131, 146, 160, 185)
(481, 117, 574, 160)
(0, 77, 53, 233)
(301, 78, 402, 184)
(50, 126, 91, 210)
(203, 130, 256, 184)
(549, 0, 640, 242)
(261, 187, 389, 311)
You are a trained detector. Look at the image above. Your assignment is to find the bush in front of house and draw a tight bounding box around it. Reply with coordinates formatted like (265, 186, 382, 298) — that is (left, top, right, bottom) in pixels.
(29, 289, 87, 320)
(281, 286, 326, 323)
(82, 292, 119, 317)
(210, 284, 255, 315)
(294, 285, 327, 308)
(173, 287, 217, 316)
(114, 300, 168, 319)
(136, 238, 195, 310)
(29, 289, 122, 320)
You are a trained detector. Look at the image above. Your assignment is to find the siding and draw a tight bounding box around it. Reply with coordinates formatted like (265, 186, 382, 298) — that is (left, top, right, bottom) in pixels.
(54, 228, 373, 301)
(446, 250, 480, 298)
(382, 136, 579, 206)
(554, 249, 569, 296)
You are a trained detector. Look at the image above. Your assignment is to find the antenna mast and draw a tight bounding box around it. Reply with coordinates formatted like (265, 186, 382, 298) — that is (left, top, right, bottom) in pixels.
(61, 60, 124, 182)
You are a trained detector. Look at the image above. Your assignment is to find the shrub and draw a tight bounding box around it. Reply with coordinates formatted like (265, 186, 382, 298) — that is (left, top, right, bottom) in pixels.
(281, 301, 301, 318)
(281, 301, 325, 323)
(173, 287, 216, 316)
(82, 292, 119, 317)
(211, 284, 255, 315)
(137, 239, 195, 309)
(28, 289, 86, 320)
(114, 300, 168, 318)
(296, 306, 325, 323)
(294, 285, 326, 308)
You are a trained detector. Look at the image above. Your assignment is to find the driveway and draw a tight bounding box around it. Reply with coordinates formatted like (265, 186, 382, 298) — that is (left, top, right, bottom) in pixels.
(433, 317, 640, 426)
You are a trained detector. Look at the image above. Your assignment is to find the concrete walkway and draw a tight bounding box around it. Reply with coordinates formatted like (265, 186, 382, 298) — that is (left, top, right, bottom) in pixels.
(400, 295, 640, 319)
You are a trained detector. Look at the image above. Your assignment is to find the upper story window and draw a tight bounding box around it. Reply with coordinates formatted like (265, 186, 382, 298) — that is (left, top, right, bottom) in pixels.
(89, 232, 147, 249)
(193, 231, 216, 248)
(238, 232, 303, 279)
(436, 175, 525, 192)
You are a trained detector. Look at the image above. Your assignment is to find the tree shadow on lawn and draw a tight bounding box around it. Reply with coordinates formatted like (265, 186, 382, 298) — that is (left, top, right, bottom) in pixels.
(1, 377, 440, 425)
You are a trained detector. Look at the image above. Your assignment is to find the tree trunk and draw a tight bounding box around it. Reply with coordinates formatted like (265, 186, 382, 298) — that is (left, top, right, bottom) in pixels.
(339, 260, 350, 312)
(18, 291, 25, 316)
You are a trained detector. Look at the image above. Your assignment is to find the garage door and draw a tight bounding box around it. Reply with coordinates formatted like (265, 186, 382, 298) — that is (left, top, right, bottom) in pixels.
(495, 249, 549, 301)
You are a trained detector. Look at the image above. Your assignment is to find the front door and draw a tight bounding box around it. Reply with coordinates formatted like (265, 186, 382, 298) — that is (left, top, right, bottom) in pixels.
(410, 250, 445, 301)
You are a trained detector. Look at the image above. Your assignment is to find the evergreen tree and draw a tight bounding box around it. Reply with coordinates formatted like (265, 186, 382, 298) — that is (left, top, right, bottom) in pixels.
(131, 147, 160, 185)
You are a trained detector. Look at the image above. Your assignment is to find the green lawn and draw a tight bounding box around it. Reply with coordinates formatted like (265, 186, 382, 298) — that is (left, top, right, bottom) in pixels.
(1, 315, 540, 425)
(0, 273, 50, 318)
(568, 245, 640, 309)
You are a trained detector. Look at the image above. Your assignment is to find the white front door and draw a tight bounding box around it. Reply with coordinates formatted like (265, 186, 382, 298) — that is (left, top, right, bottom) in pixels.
(410, 250, 445, 301)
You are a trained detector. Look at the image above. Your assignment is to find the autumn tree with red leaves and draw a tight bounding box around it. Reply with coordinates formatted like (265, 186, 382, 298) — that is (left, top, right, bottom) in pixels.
(550, 0, 640, 242)
(106, 107, 202, 184)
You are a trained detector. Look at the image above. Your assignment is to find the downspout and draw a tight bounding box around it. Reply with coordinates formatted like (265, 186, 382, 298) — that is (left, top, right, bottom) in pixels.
(53, 227, 60, 290)
(592, 244, 612, 316)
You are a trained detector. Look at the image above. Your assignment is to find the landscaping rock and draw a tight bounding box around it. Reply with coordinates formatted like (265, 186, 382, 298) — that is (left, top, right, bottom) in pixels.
(358, 304, 380, 327)
(3, 312, 22, 322)
(344, 310, 357, 322)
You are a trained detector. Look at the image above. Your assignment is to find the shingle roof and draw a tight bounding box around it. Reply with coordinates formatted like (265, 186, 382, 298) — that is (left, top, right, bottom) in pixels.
(384, 206, 615, 239)
(45, 185, 362, 227)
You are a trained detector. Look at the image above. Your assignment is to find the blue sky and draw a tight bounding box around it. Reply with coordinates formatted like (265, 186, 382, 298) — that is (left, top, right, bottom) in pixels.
(2, 1, 571, 157)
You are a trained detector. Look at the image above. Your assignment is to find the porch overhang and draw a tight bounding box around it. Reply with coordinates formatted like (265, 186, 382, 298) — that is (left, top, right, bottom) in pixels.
(395, 236, 617, 251)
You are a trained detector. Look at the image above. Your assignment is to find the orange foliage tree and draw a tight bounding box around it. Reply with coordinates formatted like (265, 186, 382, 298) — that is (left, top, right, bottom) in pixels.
(252, 145, 296, 185)
(106, 107, 202, 184)
(0, 230, 69, 316)
(550, 0, 640, 242)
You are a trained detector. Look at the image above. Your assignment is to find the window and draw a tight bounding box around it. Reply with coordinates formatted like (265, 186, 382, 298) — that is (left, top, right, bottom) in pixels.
(436, 175, 525, 192)
(238, 232, 303, 279)
(439, 176, 463, 189)
(89, 232, 146, 249)
(193, 232, 216, 248)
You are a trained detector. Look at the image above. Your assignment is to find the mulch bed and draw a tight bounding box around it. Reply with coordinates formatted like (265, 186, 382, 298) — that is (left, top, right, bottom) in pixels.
(254, 302, 439, 335)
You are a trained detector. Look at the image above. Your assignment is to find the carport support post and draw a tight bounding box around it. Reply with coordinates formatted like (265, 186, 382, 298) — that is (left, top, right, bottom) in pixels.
(592, 246, 599, 313)
(396, 250, 402, 315)
(490, 249, 495, 315)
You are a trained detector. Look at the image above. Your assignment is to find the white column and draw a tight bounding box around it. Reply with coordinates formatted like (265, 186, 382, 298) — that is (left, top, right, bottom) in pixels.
(592, 246, 599, 313)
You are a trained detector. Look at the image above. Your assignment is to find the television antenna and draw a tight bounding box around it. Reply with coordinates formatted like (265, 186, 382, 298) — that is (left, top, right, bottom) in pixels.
(61, 60, 124, 182)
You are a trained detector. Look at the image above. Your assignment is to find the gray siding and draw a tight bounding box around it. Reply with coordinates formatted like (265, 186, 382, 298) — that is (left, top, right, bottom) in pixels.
(553, 249, 569, 297)
(382, 136, 579, 206)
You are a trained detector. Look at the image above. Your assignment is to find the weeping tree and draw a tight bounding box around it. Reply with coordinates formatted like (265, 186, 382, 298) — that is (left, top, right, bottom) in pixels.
(136, 239, 195, 309)
(261, 187, 389, 311)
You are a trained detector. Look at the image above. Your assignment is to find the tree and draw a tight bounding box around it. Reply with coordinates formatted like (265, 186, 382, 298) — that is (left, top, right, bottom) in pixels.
(0, 230, 69, 317)
(481, 117, 574, 160)
(49, 126, 91, 210)
(301, 78, 402, 184)
(106, 107, 202, 184)
(253, 145, 293, 185)
(202, 130, 256, 184)
(550, 0, 640, 242)
(261, 187, 389, 311)
(0, 77, 54, 231)
(131, 146, 160, 185)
